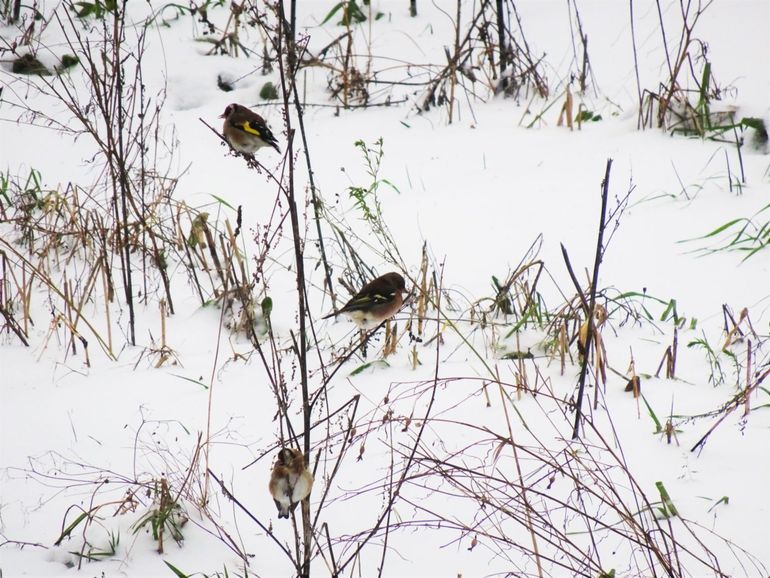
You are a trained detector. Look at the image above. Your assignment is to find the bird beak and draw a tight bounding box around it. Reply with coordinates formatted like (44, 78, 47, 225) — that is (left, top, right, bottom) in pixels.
(218, 112, 226, 119)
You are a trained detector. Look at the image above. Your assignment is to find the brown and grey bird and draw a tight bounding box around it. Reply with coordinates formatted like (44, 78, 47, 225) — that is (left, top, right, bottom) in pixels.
(220, 103, 280, 154)
(323, 272, 406, 330)
(268, 448, 313, 519)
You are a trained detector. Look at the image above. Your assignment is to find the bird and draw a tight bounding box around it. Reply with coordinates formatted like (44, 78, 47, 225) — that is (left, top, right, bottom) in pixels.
(268, 447, 313, 519)
(323, 272, 406, 330)
(220, 103, 280, 154)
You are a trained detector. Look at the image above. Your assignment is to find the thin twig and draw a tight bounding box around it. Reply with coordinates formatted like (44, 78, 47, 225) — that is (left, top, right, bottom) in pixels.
(571, 159, 613, 440)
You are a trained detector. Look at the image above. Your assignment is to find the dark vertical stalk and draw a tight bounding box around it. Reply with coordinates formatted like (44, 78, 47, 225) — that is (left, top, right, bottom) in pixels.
(409, 0, 417, 17)
(290, 83, 336, 306)
(275, 0, 336, 305)
(290, 0, 296, 41)
(571, 159, 612, 440)
(629, 0, 644, 130)
(113, 0, 136, 345)
(287, 0, 297, 71)
(495, 0, 507, 75)
(277, 2, 310, 575)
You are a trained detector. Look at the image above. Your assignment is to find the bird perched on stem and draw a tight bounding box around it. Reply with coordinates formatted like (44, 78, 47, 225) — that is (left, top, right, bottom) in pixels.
(268, 448, 313, 519)
(323, 272, 406, 330)
(220, 103, 280, 154)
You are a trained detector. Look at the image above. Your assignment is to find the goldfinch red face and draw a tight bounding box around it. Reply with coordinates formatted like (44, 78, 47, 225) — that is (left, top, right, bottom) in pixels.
(219, 104, 234, 119)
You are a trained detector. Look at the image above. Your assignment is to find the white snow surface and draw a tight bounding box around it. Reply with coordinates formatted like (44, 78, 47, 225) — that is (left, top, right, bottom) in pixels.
(1, 1, 769, 577)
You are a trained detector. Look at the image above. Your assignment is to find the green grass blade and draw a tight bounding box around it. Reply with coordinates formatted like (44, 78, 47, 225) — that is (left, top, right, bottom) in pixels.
(164, 561, 190, 578)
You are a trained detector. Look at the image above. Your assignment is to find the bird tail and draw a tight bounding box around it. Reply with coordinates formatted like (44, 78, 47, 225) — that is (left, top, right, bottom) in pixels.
(275, 499, 290, 519)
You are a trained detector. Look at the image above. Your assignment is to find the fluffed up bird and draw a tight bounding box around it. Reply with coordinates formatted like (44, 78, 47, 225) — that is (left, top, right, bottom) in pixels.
(220, 103, 280, 154)
(268, 447, 313, 519)
(323, 272, 406, 330)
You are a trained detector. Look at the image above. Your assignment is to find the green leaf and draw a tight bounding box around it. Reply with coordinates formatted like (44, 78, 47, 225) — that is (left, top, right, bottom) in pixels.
(500, 350, 534, 360)
(700, 218, 745, 239)
(208, 193, 235, 210)
(640, 394, 662, 434)
(341, 0, 367, 25)
(660, 299, 678, 323)
(321, 1, 345, 25)
(706, 495, 729, 512)
(655, 481, 679, 518)
(164, 561, 190, 578)
(259, 81, 278, 100)
(73, 2, 95, 17)
(54, 511, 89, 546)
(350, 359, 390, 376)
(576, 110, 601, 123)
(59, 54, 80, 69)
(741, 117, 766, 131)
(261, 296, 273, 319)
(169, 373, 208, 390)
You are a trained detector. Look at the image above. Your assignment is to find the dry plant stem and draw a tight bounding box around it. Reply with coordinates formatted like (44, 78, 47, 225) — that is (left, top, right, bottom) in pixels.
(655, 0, 715, 129)
(655, 0, 673, 79)
(0, 240, 115, 359)
(495, 0, 507, 75)
(571, 158, 613, 440)
(272, 4, 335, 306)
(421, 3, 487, 112)
(496, 373, 544, 578)
(309, 395, 360, 529)
(40, 5, 180, 347)
(0, 289, 29, 345)
(744, 340, 751, 417)
(448, 0, 461, 123)
(242, 390, 360, 474)
(309, 326, 380, 411)
(202, 243, 232, 505)
(579, 419, 724, 575)
(276, 3, 311, 574)
(198, 126, 296, 443)
(336, 265, 446, 576)
(629, 0, 644, 129)
(207, 469, 296, 567)
(387, 392, 723, 576)
(290, 77, 336, 306)
(691, 365, 770, 454)
(322, 523, 339, 576)
(376, 418, 396, 578)
(568, 0, 592, 93)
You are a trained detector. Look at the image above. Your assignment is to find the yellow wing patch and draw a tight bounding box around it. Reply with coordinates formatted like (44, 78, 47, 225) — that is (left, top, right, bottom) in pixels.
(240, 121, 262, 137)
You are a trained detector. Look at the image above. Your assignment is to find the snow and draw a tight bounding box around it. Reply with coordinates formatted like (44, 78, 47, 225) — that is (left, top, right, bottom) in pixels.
(2, 1, 769, 577)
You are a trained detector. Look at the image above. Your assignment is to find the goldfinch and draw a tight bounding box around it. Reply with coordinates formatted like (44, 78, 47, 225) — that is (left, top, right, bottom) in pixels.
(220, 103, 280, 154)
(323, 272, 406, 330)
(268, 448, 313, 519)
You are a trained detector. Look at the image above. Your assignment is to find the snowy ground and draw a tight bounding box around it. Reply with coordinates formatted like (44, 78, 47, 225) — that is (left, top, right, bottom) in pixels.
(2, 1, 769, 577)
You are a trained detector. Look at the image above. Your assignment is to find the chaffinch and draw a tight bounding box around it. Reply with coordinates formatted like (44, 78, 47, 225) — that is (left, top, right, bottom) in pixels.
(268, 448, 313, 519)
(323, 272, 406, 330)
(220, 103, 280, 154)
